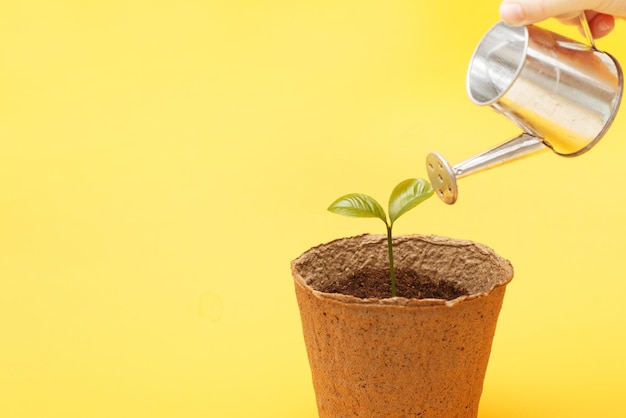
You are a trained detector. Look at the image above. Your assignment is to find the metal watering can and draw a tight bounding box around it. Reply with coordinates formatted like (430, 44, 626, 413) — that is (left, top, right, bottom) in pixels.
(427, 15, 623, 204)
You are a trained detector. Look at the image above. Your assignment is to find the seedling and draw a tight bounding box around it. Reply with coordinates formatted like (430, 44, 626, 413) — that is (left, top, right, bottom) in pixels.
(328, 178, 434, 297)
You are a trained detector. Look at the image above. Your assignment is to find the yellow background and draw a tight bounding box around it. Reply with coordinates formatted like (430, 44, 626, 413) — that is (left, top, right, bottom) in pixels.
(1, 1, 625, 417)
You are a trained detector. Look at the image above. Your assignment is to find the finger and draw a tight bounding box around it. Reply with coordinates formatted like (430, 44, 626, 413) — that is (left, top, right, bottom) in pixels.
(555, 11, 600, 26)
(555, 12, 615, 39)
(589, 13, 615, 38)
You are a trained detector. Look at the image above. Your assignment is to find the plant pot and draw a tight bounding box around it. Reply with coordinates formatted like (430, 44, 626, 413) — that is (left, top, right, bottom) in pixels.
(292, 234, 514, 418)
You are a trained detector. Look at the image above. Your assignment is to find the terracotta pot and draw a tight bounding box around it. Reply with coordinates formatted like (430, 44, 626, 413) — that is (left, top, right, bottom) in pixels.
(292, 234, 514, 418)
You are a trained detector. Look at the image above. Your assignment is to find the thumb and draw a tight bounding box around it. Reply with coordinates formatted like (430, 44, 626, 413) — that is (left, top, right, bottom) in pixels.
(500, 0, 590, 25)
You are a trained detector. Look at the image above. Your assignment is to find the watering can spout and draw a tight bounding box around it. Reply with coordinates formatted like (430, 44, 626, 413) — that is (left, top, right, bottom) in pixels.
(426, 134, 548, 204)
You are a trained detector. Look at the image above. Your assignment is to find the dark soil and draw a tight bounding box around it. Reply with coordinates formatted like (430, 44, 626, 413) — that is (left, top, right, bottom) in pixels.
(319, 268, 469, 300)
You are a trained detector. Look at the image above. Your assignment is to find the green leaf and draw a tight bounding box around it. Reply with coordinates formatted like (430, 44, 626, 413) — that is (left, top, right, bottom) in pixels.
(388, 178, 434, 224)
(328, 193, 387, 225)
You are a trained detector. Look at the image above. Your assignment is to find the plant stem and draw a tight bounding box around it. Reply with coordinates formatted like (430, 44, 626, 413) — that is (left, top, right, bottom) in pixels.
(386, 225, 396, 297)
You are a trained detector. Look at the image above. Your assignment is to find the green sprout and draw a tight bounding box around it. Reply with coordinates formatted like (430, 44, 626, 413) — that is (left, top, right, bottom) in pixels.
(327, 178, 434, 297)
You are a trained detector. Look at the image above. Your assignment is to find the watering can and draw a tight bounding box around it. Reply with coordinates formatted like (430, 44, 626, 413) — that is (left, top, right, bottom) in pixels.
(427, 15, 623, 204)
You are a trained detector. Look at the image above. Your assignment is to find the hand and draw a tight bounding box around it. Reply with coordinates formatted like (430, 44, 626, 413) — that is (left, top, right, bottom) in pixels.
(499, 0, 626, 38)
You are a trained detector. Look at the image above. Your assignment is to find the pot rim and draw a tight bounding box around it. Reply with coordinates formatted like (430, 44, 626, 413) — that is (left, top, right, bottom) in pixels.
(292, 233, 514, 308)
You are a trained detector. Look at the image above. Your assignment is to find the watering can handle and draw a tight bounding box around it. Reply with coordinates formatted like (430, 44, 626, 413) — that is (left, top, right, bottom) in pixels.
(579, 12, 597, 50)
(426, 133, 548, 204)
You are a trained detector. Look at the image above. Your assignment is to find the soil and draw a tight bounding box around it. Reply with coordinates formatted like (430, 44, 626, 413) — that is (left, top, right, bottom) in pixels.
(319, 267, 469, 300)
